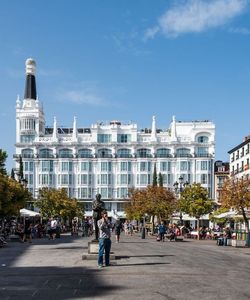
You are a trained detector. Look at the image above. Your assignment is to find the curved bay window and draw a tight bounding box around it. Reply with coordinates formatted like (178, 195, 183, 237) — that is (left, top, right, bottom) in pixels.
(22, 148, 34, 158)
(78, 149, 93, 158)
(137, 148, 152, 158)
(176, 148, 191, 158)
(58, 148, 73, 158)
(117, 148, 132, 158)
(97, 148, 112, 158)
(197, 136, 209, 143)
(39, 148, 53, 158)
(156, 148, 171, 158)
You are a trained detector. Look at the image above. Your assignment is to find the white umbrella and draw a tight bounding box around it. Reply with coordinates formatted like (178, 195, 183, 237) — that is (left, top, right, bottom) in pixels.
(214, 211, 237, 219)
(20, 208, 40, 217)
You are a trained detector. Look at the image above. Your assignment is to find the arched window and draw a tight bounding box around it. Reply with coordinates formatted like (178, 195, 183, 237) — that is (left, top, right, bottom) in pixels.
(78, 149, 93, 158)
(176, 148, 191, 157)
(39, 148, 53, 158)
(117, 148, 132, 158)
(156, 148, 171, 158)
(58, 149, 73, 158)
(22, 149, 34, 158)
(197, 136, 209, 143)
(97, 148, 112, 158)
(137, 148, 152, 158)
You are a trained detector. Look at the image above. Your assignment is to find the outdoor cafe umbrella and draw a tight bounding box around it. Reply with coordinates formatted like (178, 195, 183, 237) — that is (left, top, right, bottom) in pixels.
(20, 208, 41, 217)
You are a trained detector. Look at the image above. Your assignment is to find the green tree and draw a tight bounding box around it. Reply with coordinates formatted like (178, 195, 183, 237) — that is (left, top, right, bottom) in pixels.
(0, 149, 7, 175)
(0, 174, 32, 217)
(152, 163, 157, 186)
(158, 172, 163, 187)
(179, 183, 214, 239)
(11, 168, 15, 180)
(36, 187, 84, 220)
(125, 186, 177, 222)
(221, 177, 250, 233)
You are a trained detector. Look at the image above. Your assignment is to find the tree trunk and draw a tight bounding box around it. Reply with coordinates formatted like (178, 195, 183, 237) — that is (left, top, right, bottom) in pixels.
(197, 218, 200, 240)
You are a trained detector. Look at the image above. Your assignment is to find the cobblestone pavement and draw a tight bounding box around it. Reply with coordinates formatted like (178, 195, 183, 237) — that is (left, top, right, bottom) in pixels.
(0, 233, 250, 300)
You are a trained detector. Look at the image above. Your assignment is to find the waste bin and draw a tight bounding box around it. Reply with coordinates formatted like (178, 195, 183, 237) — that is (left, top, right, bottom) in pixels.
(217, 238, 224, 246)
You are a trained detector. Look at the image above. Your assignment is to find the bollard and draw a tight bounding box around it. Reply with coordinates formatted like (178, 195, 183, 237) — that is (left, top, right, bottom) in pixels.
(141, 227, 146, 239)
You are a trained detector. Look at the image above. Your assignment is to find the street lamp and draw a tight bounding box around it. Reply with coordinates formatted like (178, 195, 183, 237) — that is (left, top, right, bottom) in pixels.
(173, 176, 189, 226)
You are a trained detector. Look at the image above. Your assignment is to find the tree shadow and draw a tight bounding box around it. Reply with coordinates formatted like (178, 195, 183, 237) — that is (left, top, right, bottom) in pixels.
(0, 265, 123, 299)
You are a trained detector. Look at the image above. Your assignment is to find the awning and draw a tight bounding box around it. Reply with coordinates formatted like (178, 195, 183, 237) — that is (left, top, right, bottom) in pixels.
(20, 208, 41, 217)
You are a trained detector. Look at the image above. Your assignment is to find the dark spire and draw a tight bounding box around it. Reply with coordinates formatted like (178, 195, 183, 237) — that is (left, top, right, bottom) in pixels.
(24, 58, 37, 100)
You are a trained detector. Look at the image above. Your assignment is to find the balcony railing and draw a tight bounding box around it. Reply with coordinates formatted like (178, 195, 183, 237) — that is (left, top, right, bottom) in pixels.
(155, 154, 172, 158)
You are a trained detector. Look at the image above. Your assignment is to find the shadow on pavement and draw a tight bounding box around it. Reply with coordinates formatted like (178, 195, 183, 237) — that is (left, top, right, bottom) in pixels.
(116, 254, 175, 259)
(114, 262, 171, 267)
(0, 265, 123, 299)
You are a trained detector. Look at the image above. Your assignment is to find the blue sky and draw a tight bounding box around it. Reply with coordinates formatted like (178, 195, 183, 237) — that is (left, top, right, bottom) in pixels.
(1, 0, 250, 171)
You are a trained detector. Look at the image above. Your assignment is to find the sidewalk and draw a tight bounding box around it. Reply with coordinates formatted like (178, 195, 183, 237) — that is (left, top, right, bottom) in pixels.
(0, 232, 250, 299)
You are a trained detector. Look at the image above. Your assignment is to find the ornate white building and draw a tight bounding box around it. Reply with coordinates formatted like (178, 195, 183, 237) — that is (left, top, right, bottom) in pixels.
(15, 59, 216, 218)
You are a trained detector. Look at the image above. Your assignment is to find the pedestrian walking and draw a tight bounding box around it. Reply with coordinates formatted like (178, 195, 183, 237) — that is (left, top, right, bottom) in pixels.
(23, 218, 32, 243)
(158, 221, 166, 242)
(114, 218, 122, 243)
(97, 211, 112, 268)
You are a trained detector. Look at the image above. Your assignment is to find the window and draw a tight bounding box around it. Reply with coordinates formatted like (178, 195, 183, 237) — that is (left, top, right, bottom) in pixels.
(137, 162, 151, 172)
(22, 149, 33, 158)
(84, 202, 92, 211)
(39, 174, 53, 185)
(41, 161, 53, 172)
(100, 162, 112, 172)
(137, 148, 152, 158)
(120, 161, 131, 172)
(97, 174, 112, 185)
(117, 188, 128, 198)
(78, 149, 92, 158)
(176, 148, 190, 157)
(97, 148, 112, 158)
(201, 174, 207, 184)
(117, 203, 125, 212)
(180, 161, 190, 171)
(201, 161, 208, 171)
(156, 148, 171, 157)
(39, 149, 53, 158)
(117, 148, 131, 158)
(81, 162, 92, 172)
(160, 162, 167, 171)
(59, 149, 73, 158)
(197, 147, 208, 157)
(20, 135, 35, 143)
(59, 174, 73, 185)
(78, 188, 92, 199)
(60, 162, 73, 172)
(197, 136, 209, 143)
(117, 134, 131, 143)
(97, 134, 111, 143)
(97, 188, 112, 198)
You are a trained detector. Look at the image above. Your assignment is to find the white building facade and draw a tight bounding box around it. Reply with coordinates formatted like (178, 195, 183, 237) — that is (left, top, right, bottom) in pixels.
(15, 59, 216, 218)
(228, 136, 250, 178)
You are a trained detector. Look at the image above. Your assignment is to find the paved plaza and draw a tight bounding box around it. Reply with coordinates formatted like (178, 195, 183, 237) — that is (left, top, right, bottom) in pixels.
(0, 233, 250, 300)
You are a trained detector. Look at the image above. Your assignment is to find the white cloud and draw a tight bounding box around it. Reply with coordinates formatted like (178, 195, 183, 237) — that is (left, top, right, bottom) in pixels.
(63, 90, 107, 106)
(229, 26, 250, 34)
(57, 81, 110, 107)
(145, 0, 248, 38)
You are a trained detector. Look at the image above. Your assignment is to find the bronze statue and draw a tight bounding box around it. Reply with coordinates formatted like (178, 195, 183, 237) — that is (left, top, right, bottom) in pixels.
(92, 193, 105, 241)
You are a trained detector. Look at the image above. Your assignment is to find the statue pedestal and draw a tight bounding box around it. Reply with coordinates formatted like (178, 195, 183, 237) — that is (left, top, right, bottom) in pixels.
(88, 240, 99, 254)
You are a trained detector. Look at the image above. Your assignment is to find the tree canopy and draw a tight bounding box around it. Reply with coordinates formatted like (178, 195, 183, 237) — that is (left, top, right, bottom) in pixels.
(221, 177, 250, 232)
(36, 187, 84, 220)
(0, 174, 32, 216)
(0, 149, 7, 176)
(125, 186, 177, 221)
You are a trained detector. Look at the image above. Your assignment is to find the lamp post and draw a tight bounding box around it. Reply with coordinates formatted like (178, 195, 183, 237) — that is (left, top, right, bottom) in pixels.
(173, 176, 189, 226)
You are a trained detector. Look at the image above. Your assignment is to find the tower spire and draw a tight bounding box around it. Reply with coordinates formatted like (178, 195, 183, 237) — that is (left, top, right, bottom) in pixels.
(24, 58, 37, 100)
(171, 115, 177, 141)
(52, 117, 58, 142)
(72, 116, 78, 142)
(151, 115, 157, 142)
